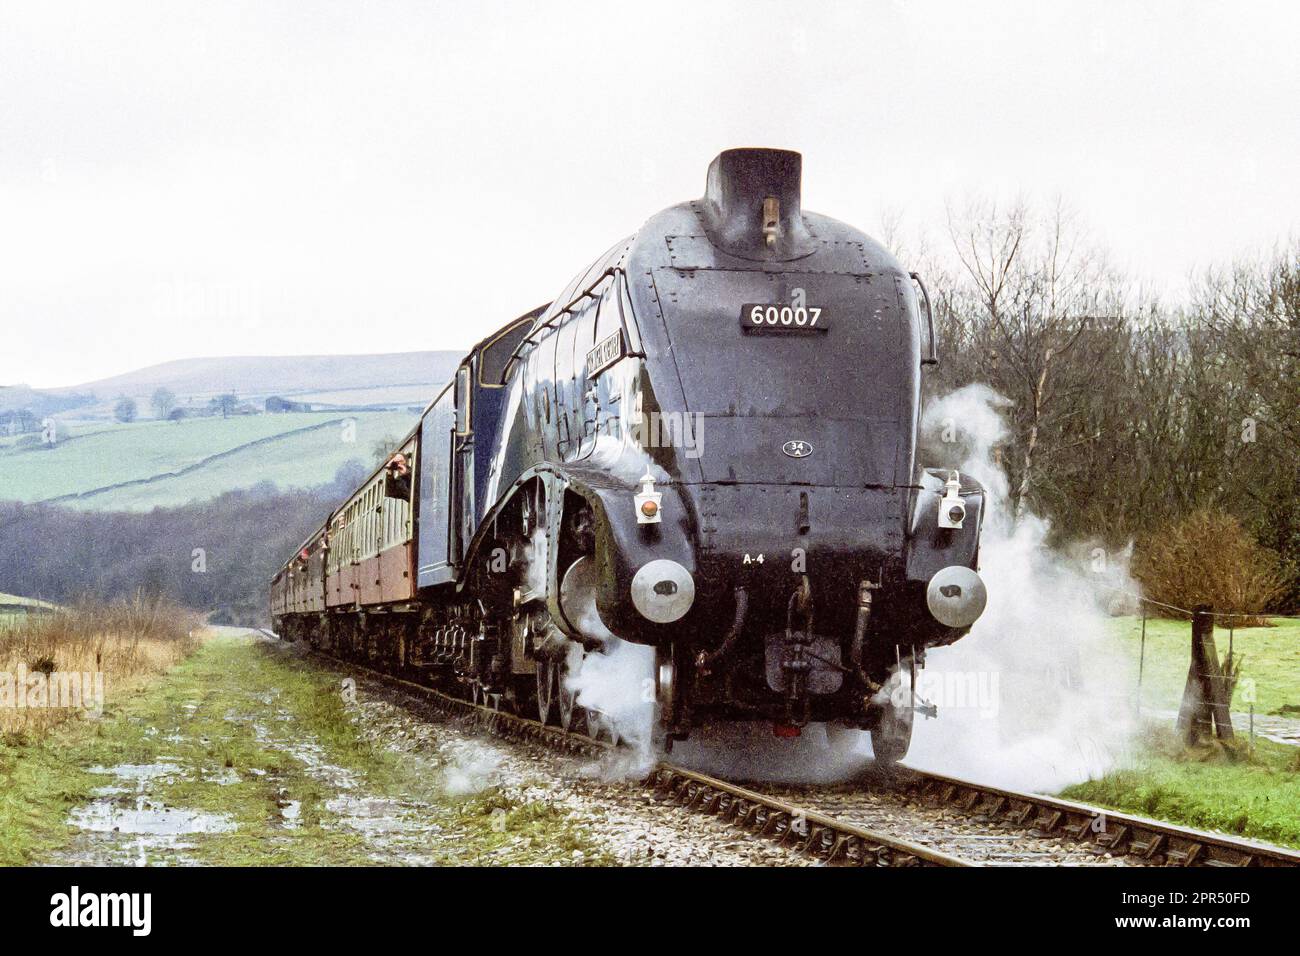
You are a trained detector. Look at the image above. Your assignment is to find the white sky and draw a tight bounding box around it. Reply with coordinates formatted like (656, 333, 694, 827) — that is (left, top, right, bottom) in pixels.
(1, 0, 1297, 387)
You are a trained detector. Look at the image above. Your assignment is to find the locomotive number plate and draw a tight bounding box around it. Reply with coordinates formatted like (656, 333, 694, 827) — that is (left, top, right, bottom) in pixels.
(740, 303, 829, 332)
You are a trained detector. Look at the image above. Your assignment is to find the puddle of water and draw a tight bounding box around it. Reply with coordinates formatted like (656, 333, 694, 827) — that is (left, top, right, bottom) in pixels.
(85, 760, 184, 795)
(88, 760, 182, 782)
(70, 799, 235, 836)
(324, 795, 440, 837)
(280, 800, 302, 829)
(63, 760, 237, 865)
(60, 682, 455, 865)
(253, 721, 358, 789)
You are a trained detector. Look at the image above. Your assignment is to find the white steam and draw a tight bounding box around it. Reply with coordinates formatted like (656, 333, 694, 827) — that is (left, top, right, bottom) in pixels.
(564, 638, 657, 775)
(557, 382, 1140, 794)
(901, 383, 1139, 791)
(557, 555, 657, 773)
(669, 722, 875, 785)
(439, 749, 503, 796)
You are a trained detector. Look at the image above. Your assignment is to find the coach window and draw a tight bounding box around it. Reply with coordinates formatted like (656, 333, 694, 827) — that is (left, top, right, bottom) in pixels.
(455, 365, 471, 436)
(481, 317, 533, 387)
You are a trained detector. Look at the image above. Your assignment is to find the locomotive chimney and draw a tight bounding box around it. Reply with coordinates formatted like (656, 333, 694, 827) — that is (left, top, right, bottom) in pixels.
(701, 148, 814, 261)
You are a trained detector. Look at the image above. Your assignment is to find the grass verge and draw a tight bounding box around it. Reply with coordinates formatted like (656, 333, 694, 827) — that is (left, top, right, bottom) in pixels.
(0, 631, 611, 866)
(1061, 724, 1300, 849)
(1, 597, 200, 737)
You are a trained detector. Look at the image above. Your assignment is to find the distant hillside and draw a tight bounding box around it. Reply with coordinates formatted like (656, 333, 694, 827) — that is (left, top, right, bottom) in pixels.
(0, 384, 94, 417)
(11, 351, 458, 421)
(0, 410, 417, 512)
(0, 352, 449, 510)
(46, 351, 462, 401)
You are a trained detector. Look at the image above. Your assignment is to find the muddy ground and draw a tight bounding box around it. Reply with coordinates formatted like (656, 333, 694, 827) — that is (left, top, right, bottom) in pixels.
(45, 631, 803, 866)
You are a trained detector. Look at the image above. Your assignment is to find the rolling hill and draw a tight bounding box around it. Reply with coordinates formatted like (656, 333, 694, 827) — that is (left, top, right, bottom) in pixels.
(0, 351, 458, 511)
(17, 350, 463, 421)
(47, 351, 461, 403)
(0, 410, 419, 511)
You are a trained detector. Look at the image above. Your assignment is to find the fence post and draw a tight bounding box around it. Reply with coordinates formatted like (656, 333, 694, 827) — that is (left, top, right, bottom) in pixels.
(1176, 605, 1235, 744)
(1137, 605, 1147, 717)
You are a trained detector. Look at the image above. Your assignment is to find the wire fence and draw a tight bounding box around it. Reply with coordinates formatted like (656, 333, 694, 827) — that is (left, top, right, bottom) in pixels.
(1092, 581, 1300, 622)
(1089, 582, 1299, 738)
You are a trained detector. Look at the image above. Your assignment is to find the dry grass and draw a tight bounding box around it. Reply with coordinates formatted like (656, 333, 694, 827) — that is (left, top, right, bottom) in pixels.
(1133, 509, 1291, 626)
(0, 595, 201, 738)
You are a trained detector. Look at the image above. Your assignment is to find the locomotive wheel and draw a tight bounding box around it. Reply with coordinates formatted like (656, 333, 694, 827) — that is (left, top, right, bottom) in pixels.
(585, 708, 620, 746)
(535, 660, 555, 724)
(556, 657, 578, 731)
(869, 713, 911, 765)
(870, 654, 916, 766)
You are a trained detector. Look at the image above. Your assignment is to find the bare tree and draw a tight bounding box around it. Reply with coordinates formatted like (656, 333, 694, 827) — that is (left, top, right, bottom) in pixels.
(209, 392, 239, 418)
(150, 387, 177, 420)
(945, 197, 1116, 519)
(113, 395, 138, 423)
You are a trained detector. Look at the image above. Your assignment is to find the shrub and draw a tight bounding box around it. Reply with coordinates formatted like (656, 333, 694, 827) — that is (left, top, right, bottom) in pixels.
(0, 594, 201, 737)
(1133, 509, 1291, 624)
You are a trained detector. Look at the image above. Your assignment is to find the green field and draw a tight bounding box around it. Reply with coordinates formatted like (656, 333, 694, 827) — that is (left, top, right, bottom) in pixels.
(1107, 615, 1300, 716)
(0, 418, 154, 450)
(1055, 617, 1300, 848)
(0, 411, 417, 511)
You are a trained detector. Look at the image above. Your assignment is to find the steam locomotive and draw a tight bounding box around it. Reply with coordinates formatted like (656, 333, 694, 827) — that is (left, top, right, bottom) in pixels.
(271, 148, 987, 762)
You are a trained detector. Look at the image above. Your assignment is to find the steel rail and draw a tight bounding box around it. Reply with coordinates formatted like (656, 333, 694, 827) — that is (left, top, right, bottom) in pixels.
(893, 768, 1300, 868)
(647, 764, 970, 866)
(291, 639, 1299, 868)
(301, 646, 970, 866)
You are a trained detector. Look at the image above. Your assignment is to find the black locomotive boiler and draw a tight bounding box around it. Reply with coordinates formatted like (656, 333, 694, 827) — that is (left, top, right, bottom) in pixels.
(271, 148, 987, 763)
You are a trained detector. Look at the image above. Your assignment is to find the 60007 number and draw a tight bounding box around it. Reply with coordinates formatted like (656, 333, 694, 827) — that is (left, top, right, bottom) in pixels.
(739, 304, 829, 333)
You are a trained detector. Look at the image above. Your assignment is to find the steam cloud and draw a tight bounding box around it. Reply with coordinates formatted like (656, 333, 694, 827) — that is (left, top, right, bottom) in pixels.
(567, 383, 1141, 793)
(564, 638, 657, 775)
(902, 383, 1140, 791)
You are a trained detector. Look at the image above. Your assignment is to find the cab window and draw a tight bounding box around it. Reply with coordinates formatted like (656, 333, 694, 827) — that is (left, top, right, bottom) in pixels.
(455, 365, 471, 435)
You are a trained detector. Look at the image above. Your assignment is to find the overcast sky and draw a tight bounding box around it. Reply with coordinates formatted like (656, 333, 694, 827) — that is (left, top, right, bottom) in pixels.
(1, 1, 1296, 387)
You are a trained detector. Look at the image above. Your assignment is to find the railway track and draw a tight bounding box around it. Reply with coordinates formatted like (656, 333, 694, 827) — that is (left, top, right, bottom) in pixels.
(284, 635, 1300, 868)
